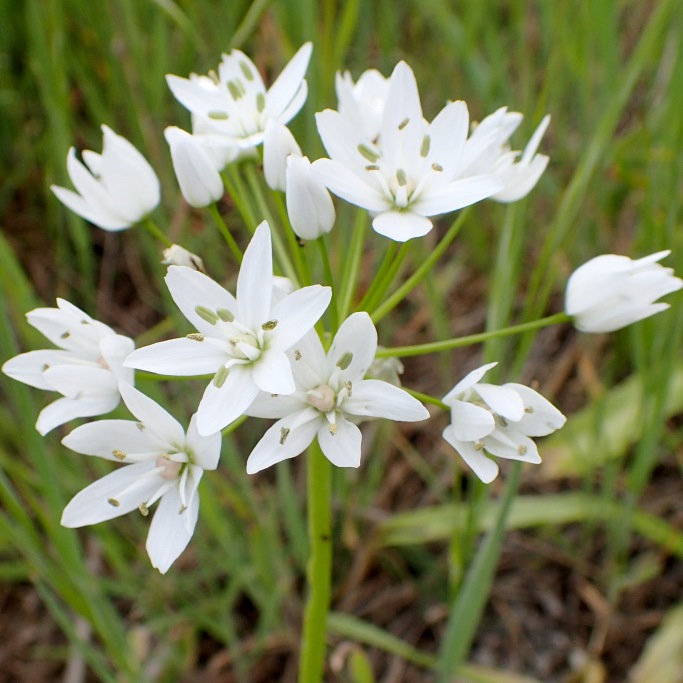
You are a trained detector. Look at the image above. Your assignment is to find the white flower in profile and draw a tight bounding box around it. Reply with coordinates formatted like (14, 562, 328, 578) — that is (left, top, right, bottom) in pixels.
(166, 43, 312, 152)
(161, 244, 205, 272)
(125, 222, 331, 435)
(314, 61, 502, 242)
(51, 125, 160, 231)
(335, 68, 390, 142)
(460, 107, 550, 203)
(61, 382, 221, 574)
(442, 362, 565, 483)
(2, 299, 134, 435)
(565, 250, 683, 333)
(263, 119, 302, 192)
(164, 126, 224, 208)
(245, 312, 429, 473)
(285, 155, 336, 240)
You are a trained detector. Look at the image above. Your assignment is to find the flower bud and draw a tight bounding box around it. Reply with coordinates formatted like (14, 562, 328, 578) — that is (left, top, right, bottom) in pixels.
(263, 119, 302, 191)
(161, 245, 205, 272)
(164, 126, 224, 208)
(285, 155, 335, 240)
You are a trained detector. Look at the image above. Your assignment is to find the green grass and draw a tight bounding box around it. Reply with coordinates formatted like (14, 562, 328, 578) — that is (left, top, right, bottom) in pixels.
(1, 0, 683, 681)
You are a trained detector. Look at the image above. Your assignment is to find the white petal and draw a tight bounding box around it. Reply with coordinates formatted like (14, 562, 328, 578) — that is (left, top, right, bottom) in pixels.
(61, 462, 161, 526)
(443, 362, 498, 401)
(125, 338, 227, 376)
(237, 222, 273, 328)
(36, 394, 120, 435)
(43, 364, 116, 399)
(449, 400, 495, 441)
(246, 411, 320, 474)
(196, 364, 259, 434)
(146, 483, 199, 573)
(263, 119, 302, 192)
(119, 383, 185, 448)
(252, 349, 295, 395)
(2, 349, 76, 390)
(313, 158, 389, 212)
(416, 175, 503, 216)
(51, 185, 130, 231)
(327, 312, 377, 382)
(165, 266, 237, 336)
(245, 391, 309, 419)
(269, 285, 332, 351)
(285, 155, 336, 239)
(428, 100, 469, 179)
(474, 383, 525, 422)
(315, 109, 377, 172)
(185, 414, 221, 470)
(484, 429, 541, 464)
(343, 379, 429, 421)
(443, 427, 499, 483)
(265, 43, 312, 119)
(504, 383, 566, 436)
(62, 420, 159, 460)
(99, 334, 136, 383)
(318, 415, 362, 467)
(372, 210, 433, 241)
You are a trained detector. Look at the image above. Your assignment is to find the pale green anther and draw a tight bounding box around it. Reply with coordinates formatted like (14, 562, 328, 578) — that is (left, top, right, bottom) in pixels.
(357, 144, 379, 163)
(236, 79, 246, 96)
(337, 352, 353, 370)
(329, 423, 337, 435)
(431, 162, 443, 172)
(227, 80, 241, 100)
(365, 164, 380, 171)
(496, 415, 508, 428)
(60, 331, 70, 339)
(240, 60, 254, 81)
(217, 308, 234, 322)
(208, 110, 229, 120)
(136, 422, 145, 431)
(420, 135, 431, 157)
(107, 498, 120, 507)
(80, 319, 90, 325)
(398, 117, 410, 130)
(474, 441, 485, 451)
(112, 449, 126, 460)
(139, 503, 149, 517)
(195, 305, 219, 324)
(279, 427, 290, 445)
(213, 365, 230, 388)
(525, 406, 534, 413)
(256, 92, 266, 113)
(396, 169, 407, 187)
(517, 445, 527, 455)
(262, 319, 278, 330)
(42, 364, 50, 371)
(179, 504, 188, 514)
(187, 333, 205, 342)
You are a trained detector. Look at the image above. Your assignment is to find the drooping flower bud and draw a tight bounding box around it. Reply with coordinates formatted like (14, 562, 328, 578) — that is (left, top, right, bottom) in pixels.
(285, 155, 335, 240)
(263, 119, 302, 191)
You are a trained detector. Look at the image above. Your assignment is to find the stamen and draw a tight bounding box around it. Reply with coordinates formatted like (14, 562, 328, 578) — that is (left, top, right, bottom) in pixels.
(420, 135, 431, 157)
(213, 365, 230, 388)
(112, 450, 126, 461)
(280, 427, 290, 445)
(179, 504, 188, 514)
(344, 381, 352, 397)
(474, 441, 485, 451)
(396, 169, 407, 187)
(138, 503, 149, 517)
(357, 144, 379, 163)
(262, 320, 278, 330)
(60, 331, 70, 339)
(195, 305, 219, 324)
(186, 333, 204, 341)
(365, 164, 380, 171)
(398, 117, 410, 130)
(42, 364, 50, 371)
(239, 60, 254, 80)
(136, 422, 145, 431)
(107, 498, 120, 507)
(227, 80, 241, 99)
(496, 415, 508, 428)
(294, 350, 302, 361)
(525, 406, 534, 413)
(329, 423, 337, 435)
(80, 319, 90, 325)
(208, 110, 229, 120)
(517, 445, 528, 455)
(217, 308, 234, 322)
(337, 352, 353, 370)
(256, 92, 266, 113)
(431, 163, 443, 172)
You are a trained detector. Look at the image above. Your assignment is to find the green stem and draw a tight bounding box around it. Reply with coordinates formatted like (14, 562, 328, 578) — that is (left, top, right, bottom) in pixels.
(208, 203, 243, 262)
(141, 217, 172, 247)
(405, 388, 448, 411)
(298, 442, 333, 683)
(371, 209, 470, 323)
(317, 237, 338, 332)
(337, 210, 367, 322)
(222, 166, 258, 230)
(436, 463, 522, 680)
(357, 242, 398, 312)
(273, 188, 311, 286)
(376, 312, 571, 358)
(363, 242, 410, 313)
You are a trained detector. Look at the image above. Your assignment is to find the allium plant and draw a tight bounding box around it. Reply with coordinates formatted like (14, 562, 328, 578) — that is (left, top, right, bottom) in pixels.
(3, 42, 681, 683)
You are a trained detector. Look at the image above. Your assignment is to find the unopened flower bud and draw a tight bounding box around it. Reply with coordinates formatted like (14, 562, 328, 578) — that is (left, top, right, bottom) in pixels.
(263, 119, 302, 192)
(285, 155, 335, 240)
(161, 244, 205, 272)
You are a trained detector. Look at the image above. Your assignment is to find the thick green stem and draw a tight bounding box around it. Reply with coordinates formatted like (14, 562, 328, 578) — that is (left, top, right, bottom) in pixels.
(208, 203, 243, 262)
(141, 217, 172, 247)
(376, 312, 571, 358)
(357, 242, 398, 312)
(298, 442, 333, 683)
(337, 211, 367, 322)
(317, 237, 339, 332)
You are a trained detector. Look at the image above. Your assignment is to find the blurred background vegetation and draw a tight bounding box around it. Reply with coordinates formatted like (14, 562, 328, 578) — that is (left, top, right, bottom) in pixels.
(1, 0, 682, 681)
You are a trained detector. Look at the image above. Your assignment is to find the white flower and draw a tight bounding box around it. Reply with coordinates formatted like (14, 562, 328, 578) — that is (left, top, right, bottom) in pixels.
(565, 250, 683, 333)
(245, 312, 429, 473)
(263, 119, 302, 192)
(61, 382, 221, 574)
(166, 43, 312, 152)
(51, 125, 160, 231)
(2, 299, 134, 435)
(285, 155, 336, 240)
(161, 244, 205, 272)
(314, 61, 502, 242)
(461, 107, 550, 203)
(125, 222, 331, 435)
(335, 68, 390, 142)
(442, 362, 565, 483)
(164, 126, 224, 208)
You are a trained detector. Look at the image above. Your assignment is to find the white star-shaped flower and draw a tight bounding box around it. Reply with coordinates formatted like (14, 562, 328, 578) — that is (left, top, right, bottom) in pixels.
(166, 43, 312, 153)
(442, 362, 566, 483)
(61, 382, 221, 574)
(245, 312, 429, 473)
(2, 298, 134, 435)
(125, 222, 331, 435)
(313, 61, 503, 242)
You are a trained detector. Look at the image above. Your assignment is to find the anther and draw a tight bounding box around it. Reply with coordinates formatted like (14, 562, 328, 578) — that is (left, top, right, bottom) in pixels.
(398, 117, 410, 130)
(525, 406, 534, 413)
(138, 503, 149, 517)
(262, 320, 278, 330)
(112, 449, 126, 461)
(227, 80, 241, 99)
(420, 135, 431, 157)
(337, 352, 353, 370)
(195, 305, 219, 324)
(517, 445, 527, 455)
(357, 144, 379, 163)
(213, 365, 230, 388)
(179, 505, 188, 514)
(431, 163, 443, 172)
(474, 441, 485, 451)
(396, 169, 407, 186)
(294, 350, 302, 361)
(329, 423, 337, 435)
(186, 333, 204, 341)
(256, 92, 266, 113)
(208, 110, 229, 120)
(280, 427, 290, 445)
(217, 308, 234, 322)
(107, 498, 120, 507)
(60, 331, 70, 339)
(344, 381, 352, 397)
(136, 422, 145, 431)
(240, 60, 254, 80)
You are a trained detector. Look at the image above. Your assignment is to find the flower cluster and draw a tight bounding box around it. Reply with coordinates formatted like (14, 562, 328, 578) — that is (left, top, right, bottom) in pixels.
(4, 42, 681, 576)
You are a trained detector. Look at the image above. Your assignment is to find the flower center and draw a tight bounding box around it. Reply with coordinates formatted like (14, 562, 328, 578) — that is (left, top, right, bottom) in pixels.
(230, 331, 262, 361)
(155, 455, 183, 480)
(307, 384, 336, 413)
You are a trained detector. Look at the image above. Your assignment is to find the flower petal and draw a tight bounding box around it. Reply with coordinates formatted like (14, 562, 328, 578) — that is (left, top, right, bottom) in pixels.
(268, 285, 332, 351)
(125, 338, 228, 376)
(371, 210, 433, 241)
(415, 175, 503, 216)
(505, 383, 566, 436)
(185, 414, 222, 470)
(449, 400, 495, 441)
(265, 42, 312, 119)
(318, 415, 362, 468)
(327, 312, 377, 382)
(443, 426, 499, 483)
(313, 158, 389, 212)
(443, 362, 498, 401)
(2, 349, 76, 390)
(252, 349, 295, 395)
(237, 222, 273, 328)
(36, 394, 120, 435)
(344, 379, 429, 421)
(474, 383, 525, 422)
(62, 420, 159, 461)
